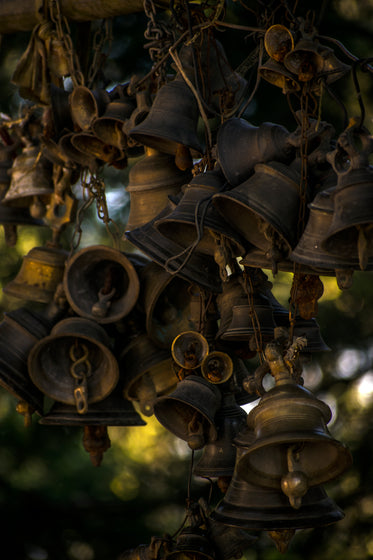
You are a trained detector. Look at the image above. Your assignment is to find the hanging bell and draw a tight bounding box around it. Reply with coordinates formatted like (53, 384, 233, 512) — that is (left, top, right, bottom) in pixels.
(193, 391, 247, 479)
(28, 317, 119, 412)
(264, 24, 295, 62)
(125, 147, 191, 231)
(166, 528, 215, 560)
(216, 117, 294, 187)
(58, 132, 99, 171)
(153, 374, 222, 450)
(258, 58, 300, 94)
(3, 144, 54, 219)
(201, 352, 233, 385)
(70, 132, 123, 165)
(3, 244, 68, 303)
(283, 31, 325, 82)
(171, 331, 210, 370)
(69, 86, 110, 131)
(92, 95, 136, 151)
(292, 316, 331, 353)
(154, 167, 246, 258)
(316, 45, 351, 85)
(120, 333, 176, 417)
(219, 294, 276, 344)
(63, 245, 141, 324)
(129, 74, 204, 159)
(212, 161, 302, 261)
(236, 379, 352, 507)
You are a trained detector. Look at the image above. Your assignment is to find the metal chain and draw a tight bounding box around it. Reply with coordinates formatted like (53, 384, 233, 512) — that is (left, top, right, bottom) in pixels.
(69, 340, 92, 414)
(143, 0, 176, 86)
(87, 19, 113, 89)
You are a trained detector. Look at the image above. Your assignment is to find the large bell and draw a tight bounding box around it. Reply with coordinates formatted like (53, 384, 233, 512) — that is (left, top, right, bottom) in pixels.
(63, 245, 141, 324)
(69, 86, 110, 131)
(236, 380, 352, 507)
(153, 374, 222, 450)
(125, 147, 191, 231)
(120, 333, 176, 417)
(28, 317, 119, 412)
(215, 117, 294, 187)
(129, 74, 204, 158)
(154, 167, 246, 258)
(212, 161, 302, 261)
(3, 244, 68, 303)
(193, 391, 247, 478)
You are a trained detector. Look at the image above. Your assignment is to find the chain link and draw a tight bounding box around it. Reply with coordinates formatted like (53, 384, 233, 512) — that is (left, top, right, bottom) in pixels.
(87, 19, 113, 89)
(69, 340, 92, 414)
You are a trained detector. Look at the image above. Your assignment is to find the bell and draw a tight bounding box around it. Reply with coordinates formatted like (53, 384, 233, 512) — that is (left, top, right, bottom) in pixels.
(28, 317, 119, 412)
(236, 380, 352, 507)
(204, 513, 256, 560)
(153, 374, 222, 450)
(264, 24, 295, 62)
(4, 144, 53, 219)
(317, 46, 351, 85)
(171, 331, 210, 370)
(63, 245, 141, 324)
(120, 333, 176, 417)
(283, 34, 325, 82)
(58, 132, 99, 171)
(212, 161, 302, 260)
(121, 82, 153, 137)
(70, 132, 123, 165)
(215, 117, 294, 187)
(258, 58, 300, 94)
(0, 307, 54, 423)
(129, 75, 204, 158)
(139, 261, 203, 349)
(201, 352, 233, 385)
(166, 528, 215, 560)
(92, 95, 136, 150)
(154, 167, 246, 258)
(69, 85, 110, 131)
(193, 391, 247, 478)
(211, 429, 344, 532)
(3, 244, 68, 303)
(292, 316, 331, 353)
(219, 295, 276, 344)
(125, 147, 191, 231)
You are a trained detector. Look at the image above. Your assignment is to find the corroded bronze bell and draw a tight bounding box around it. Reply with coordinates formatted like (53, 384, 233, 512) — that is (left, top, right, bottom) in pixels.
(63, 245, 141, 324)
(28, 317, 119, 412)
(216, 117, 294, 187)
(69, 85, 110, 131)
(264, 24, 295, 62)
(3, 244, 68, 303)
(258, 58, 300, 94)
(120, 333, 176, 417)
(125, 147, 190, 231)
(212, 161, 302, 261)
(153, 374, 222, 450)
(129, 74, 204, 158)
(171, 331, 210, 370)
(4, 144, 53, 219)
(201, 351, 233, 385)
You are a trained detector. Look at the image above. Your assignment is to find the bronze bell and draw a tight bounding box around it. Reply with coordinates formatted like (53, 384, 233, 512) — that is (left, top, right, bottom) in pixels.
(153, 374, 222, 450)
(216, 117, 294, 187)
(63, 245, 141, 324)
(166, 527, 215, 560)
(292, 316, 331, 353)
(4, 144, 53, 219)
(212, 161, 302, 261)
(129, 74, 204, 158)
(3, 244, 68, 303)
(201, 352, 233, 385)
(125, 147, 191, 231)
(154, 167, 246, 258)
(219, 294, 276, 344)
(120, 333, 176, 417)
(258, 58, 300, 94)
(0, 307, 54, 424)
(283, 31, 325, 82)
(58, 132, 98, 171)
(193, 391, 247, 479)
(139, 261, 201, 349)
(264, 24, 295, 63)
(171, 331, 210, 370)
(28, 317, 119, 413)
(236, 379, 352, 508)
(92, 95, 136, 150)
(70, 132, 123, 165)
(69, 85, 111, 131)
(317, 45, 351, 85)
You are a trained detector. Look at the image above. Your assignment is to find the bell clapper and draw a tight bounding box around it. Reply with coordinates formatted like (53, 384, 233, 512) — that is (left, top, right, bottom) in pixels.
(268, 529, 296, 554)
(187, 411, 205, 450)
(91, 286, 116, 318)
(136, 373, 157, 417)
(16, 400, 33, 428)
(82, 425, 111, 467)
(281, 444, 309, 509)
(69, 341, 92, 414)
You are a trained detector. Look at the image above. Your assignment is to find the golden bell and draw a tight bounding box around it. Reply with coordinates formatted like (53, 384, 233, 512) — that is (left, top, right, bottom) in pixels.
(28, 317, 119, 410)
(69, 86, 110, 131)
(71, 132, 123, 165)
(171, 331, 209, 370)
(63, 245, 141, 324)
(201, 352, 233, 385)
(125, 147, 191, 231)
(120, 333, 176, 417)
(3, 244, 68, 303)
(153, 374, 221, 450)
(92, 96, 136, 150)
(264, 24, 295, 62)
(236, 380, 352, 507)
(58, 132, 99, 171)
(258, 58, 300, 94)
(216, 117, 294, 187)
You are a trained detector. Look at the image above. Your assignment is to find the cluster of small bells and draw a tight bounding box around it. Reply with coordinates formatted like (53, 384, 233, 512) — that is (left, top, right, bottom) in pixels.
(0, 9, 371, 558)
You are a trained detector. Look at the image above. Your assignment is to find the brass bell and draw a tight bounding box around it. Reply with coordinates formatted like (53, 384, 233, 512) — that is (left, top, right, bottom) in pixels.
(264, 24, 295, 62)
(283, 32, 325, 82)
(219, 295, 276, 344)
(193, 391, 247, 478)
(236, 379, 352, 507)
(69, 86, 110, 131)
(0, 307, 54, 423)
(292, 316, 331, 353)
(171, 331, 210, 370)
(120, 333, 176, 417)
(125, 147, 191, 231)
(70, 132, 123, 165)
(216, 117, 294, 187)
(258, 58, 300, 94)
(139, 261, 202, 349)
(92, 95, 136, 150)
(154, 167, 246, 258)
(129, 74, 204, 158)
(212, 161, 302, 260)
(201, 352, 233, 385)
(4, 144, 54, 219)
(58, 132, 99, 171)
(3, 244, 68, 303)
(63, 245, 141, 324)
(28, 317, 119, 412)
(153, 374, 222, 450)
(317, 45, 351, 85)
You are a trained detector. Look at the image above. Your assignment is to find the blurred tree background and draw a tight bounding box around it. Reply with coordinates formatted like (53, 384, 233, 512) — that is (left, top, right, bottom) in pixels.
(0, 0, 372, 559)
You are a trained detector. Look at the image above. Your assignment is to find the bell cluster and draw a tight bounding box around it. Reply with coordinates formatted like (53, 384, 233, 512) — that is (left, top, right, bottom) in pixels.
(0, 5, 371, 558)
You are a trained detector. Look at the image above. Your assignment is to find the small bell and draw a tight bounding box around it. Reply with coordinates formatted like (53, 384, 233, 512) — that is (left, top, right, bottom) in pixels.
(264, 24, 295, 62)
(258, 58, 300, 94)
(71, 132, 123, 165)
(92, 95, 136, 150)
(69, 86, 110, 131)
(201, 352, 233, 385)
(283, 29, 325, 82)
(171, 331, 210, 371)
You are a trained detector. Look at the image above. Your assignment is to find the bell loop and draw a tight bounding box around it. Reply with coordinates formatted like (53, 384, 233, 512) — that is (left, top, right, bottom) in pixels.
(91, 286, 116, 318)
(69, 341, 92, 414)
